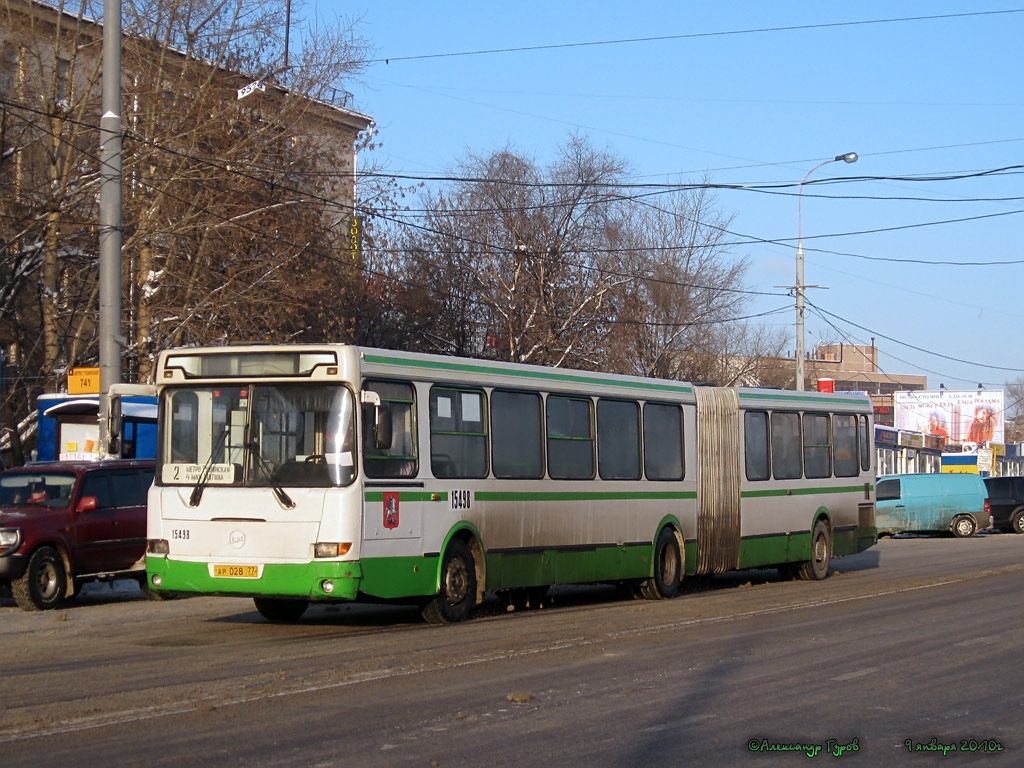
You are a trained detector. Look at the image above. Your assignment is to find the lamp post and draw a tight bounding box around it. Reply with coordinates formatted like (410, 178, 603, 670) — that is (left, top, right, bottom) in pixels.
(794, 151, 858, 390)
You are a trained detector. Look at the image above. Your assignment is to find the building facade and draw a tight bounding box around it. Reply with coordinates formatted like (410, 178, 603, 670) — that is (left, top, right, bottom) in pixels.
(803, 343, 927, 426)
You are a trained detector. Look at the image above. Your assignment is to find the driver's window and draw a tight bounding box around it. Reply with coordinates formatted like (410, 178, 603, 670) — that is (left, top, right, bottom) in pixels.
(80, 474, 112, 509)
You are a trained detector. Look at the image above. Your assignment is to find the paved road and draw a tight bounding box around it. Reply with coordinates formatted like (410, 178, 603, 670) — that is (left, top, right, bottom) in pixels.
(2, 534, 1021, 767)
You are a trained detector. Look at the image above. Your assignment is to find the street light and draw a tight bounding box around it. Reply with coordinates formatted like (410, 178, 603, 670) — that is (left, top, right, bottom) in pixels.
(794, 151, 858, 390)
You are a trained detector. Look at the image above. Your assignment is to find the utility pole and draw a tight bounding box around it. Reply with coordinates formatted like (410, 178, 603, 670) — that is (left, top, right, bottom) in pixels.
(98, 0, 123, 455)
(794, 152, 858, 390)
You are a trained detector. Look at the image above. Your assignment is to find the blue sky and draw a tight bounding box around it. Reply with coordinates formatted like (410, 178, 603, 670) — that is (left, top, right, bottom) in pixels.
(310, 1, 1024, 391)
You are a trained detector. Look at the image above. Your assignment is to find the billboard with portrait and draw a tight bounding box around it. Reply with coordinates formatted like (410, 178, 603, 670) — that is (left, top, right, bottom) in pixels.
(893, 390, 1004, 445)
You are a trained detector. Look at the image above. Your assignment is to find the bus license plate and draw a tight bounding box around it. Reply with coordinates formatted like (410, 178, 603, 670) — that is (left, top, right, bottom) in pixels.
(213, 564, 259, 579)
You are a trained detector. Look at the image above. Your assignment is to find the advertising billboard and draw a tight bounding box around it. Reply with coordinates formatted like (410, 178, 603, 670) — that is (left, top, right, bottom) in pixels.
(894, 390, 1004, 445)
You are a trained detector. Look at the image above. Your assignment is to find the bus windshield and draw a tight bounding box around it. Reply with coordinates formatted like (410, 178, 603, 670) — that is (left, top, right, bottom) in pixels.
(160, 384, 356, 488)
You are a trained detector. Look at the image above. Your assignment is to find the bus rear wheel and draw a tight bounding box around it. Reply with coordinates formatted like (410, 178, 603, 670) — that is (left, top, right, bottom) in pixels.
(639, 527, 682, 600)
(797, 520, 832, 581)
(422, 539, 477, 624)
(254, 597, 308, 622)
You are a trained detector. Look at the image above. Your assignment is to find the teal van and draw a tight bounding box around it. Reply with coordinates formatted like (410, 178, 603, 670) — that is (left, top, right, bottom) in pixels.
(875, 473, 991, 537)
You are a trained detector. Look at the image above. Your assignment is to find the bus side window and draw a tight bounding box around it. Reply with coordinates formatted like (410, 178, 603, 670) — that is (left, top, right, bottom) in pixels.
(597, 399, 641, 480)
(743, 410, 770, 481)
(771, 411, 802, 480)
(859, 415, 871, 472)
(491, 390, 543, 479)
(362, 380, 418, 478)
(430, 387, 488, 479)
(547, 395, 595, 480)
(803, 413, 832, 479)
(833, 414, 859, 477)
(644, 402, 684, 481)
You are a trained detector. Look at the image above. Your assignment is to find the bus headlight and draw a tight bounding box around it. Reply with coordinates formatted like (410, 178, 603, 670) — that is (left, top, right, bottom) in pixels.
(314, 542, 351, 558)
(148, 539, 170, 555)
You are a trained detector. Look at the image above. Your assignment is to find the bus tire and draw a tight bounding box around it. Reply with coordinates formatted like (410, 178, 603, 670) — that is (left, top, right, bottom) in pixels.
(640, 527, 682, 600)
(12, 546, 66, 611)
(253, 597, 308, 622)
(1012, 509, 1024, 535)
(422, 538, 477, 624)
(951, 515, 976, 538)
(797, 520, 831, 581)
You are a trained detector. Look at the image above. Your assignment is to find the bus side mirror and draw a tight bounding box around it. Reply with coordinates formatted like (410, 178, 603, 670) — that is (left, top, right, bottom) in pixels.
(360, 390, 393, 451)
(374, 405, 393, 451)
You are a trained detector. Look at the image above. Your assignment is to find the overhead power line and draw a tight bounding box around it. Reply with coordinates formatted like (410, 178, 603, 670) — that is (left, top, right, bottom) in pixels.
(807, 300, 1024, 374)
(4, 94, 1021, 381)
(368, 10, 1024, 64)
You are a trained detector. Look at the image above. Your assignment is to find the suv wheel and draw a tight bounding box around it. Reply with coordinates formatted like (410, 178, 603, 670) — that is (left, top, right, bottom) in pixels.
(1012, 508, 1024, 535)
(12, 547, 67, 611)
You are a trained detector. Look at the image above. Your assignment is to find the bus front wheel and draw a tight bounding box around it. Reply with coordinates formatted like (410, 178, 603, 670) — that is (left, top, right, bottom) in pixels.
(639, 527, 682, 600)
(422, 539, 477, 624)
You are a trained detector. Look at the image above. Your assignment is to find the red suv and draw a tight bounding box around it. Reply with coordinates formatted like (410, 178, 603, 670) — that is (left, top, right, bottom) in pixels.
(0, 459, 155, 611)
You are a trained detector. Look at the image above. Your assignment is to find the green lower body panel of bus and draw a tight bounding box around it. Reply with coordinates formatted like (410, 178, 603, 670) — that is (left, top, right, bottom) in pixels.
(147, 555, 446, 602)
(483, 543, 654, 591)
(733, 524, 875, 571)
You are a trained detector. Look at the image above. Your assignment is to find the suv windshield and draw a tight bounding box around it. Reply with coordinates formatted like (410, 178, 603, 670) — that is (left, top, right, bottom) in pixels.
(160, 384, 356, 488)
(0, 473, 77, 508)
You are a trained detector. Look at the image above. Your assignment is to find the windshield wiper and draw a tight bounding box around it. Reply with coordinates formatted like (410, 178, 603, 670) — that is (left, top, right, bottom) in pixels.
(188, 429, 230, 507)
(245, 440, 296, 509)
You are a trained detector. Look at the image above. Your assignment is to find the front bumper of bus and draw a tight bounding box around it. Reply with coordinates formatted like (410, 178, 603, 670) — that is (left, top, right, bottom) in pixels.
(145, 557, 364, 601)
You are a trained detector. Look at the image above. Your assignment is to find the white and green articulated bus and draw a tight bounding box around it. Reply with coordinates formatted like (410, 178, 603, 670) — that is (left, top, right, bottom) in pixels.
(145, 344, 877, 623)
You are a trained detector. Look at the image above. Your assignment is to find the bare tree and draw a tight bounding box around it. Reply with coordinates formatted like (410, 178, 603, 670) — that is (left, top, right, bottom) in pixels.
(382, 139, 788, 380)
(395, 137, 634, 369)
(599, 182, 788, 384)
(118, 0, 370, 378)
(1, 0, 371, 463)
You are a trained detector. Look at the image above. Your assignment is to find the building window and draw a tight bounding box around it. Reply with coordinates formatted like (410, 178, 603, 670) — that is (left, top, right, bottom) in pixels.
(55, 58, 70, 105)
(1, 49, 17, 95)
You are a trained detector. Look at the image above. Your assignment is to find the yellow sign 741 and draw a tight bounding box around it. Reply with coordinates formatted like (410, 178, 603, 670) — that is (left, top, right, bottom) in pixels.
(68, 367, 100, 394)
